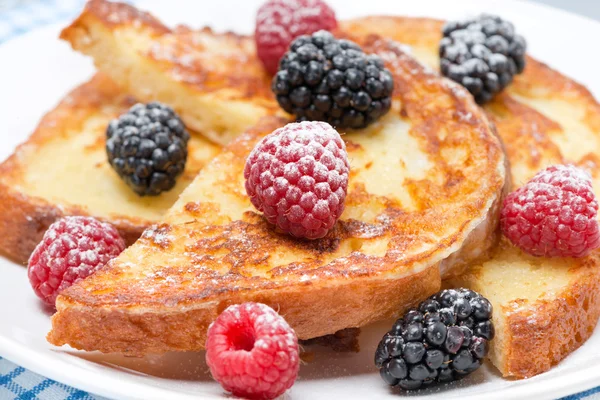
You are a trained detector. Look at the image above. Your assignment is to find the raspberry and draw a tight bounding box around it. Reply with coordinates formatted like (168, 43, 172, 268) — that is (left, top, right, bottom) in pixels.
(255, 0, 338, 75)
(205, 302, 300, 400)
(501, 165, 600, 258)
(27, 216, 126, 305)
(244, 121, 349, 239)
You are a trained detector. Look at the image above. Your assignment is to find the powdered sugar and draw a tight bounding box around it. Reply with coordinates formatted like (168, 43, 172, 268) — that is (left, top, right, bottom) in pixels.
(532, 164, 592, 186)
(245, 121, 349, 239)
(142, 225, 172, 248)
(501, 164, 600, 257)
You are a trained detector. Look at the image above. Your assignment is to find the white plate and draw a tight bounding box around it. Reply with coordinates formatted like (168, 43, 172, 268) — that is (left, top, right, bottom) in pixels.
(1, 0, 600, 399)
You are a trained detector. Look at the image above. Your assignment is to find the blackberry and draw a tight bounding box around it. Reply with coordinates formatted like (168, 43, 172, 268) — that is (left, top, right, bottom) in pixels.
(439, 14, 527, 104)
(272, 30, 394, 129)
(106, 102, 190, 196)
(375, 288, 494, 390)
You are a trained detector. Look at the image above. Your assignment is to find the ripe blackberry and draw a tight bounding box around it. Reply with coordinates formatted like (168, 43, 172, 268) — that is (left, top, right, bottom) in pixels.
(106, 102, 190, 196)
(375, 288, 494, 390)
(272, 30, 394, 129)
(440, 14, 527, 104)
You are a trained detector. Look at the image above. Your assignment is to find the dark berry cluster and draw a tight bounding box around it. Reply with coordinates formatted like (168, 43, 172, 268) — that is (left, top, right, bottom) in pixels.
(375, 288, 494, 390)
(440, 14, 527, 104)
(272, 30, 394, 129)
(106, 102, 190, 196)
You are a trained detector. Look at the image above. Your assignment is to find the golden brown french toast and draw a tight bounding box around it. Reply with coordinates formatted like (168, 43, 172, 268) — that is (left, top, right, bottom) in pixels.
(341, 16, 600, 379)
(48, 36, 507, 356)
(60, 0, 283, 146)
(61, 0, 508, 278)
(0, 73, 220, 264)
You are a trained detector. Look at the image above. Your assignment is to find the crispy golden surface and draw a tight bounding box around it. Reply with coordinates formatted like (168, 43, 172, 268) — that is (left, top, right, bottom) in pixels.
(49, 30, 506, 355)
(0, 74, 220, 264)
(341, 16, 600, 379)
(60, 0, 283, 146)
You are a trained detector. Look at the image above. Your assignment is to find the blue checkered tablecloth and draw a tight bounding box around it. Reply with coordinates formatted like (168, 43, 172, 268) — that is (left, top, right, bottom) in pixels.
(0, 0, 600, 399)
(0, 358, 98, 400)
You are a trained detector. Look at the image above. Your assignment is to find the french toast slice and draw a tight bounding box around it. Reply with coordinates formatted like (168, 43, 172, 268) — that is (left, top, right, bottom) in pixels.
(48, 36, 507, 355)
(0, 73, 220, 264)
(61, 0, 505, 279)
(342, 16, 600, 378)
(60, 0, 282, 146)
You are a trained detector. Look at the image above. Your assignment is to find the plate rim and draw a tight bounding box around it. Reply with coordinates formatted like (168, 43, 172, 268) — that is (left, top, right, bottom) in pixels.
(2, 0, 600, 399)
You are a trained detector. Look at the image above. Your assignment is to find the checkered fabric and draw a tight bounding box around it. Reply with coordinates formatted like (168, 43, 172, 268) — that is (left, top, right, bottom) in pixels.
(0, 0, 86, 44)
(0, 357, 102, 400)
(0, 0, 599, 399)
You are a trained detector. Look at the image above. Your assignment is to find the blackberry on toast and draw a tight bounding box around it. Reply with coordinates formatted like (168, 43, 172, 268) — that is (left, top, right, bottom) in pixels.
(0, 74, 220, 264)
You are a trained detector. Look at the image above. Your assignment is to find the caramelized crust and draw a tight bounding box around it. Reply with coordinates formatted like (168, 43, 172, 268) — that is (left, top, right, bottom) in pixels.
(60, 0, 283, 146)
(341, 16, 600, 379)
(81, 0, 170, 33)
(50, 265, 438, 355)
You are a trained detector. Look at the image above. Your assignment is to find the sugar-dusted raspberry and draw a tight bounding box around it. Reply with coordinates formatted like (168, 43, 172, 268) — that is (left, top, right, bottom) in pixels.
(28, 216, 126, 305)
(205, 302, 300, 400)
(244, 121, 349, 239)
(255, 0, 338, 75)
(501, 165, 600, 257)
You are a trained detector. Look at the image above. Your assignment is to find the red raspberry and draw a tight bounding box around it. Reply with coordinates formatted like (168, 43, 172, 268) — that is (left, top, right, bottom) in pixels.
(205, 302, 300, 400)
(244, 121, 349, 239)
(27, 216, 126, 305)
(501, 165, 600, 258)
(255, 0, 338, 75)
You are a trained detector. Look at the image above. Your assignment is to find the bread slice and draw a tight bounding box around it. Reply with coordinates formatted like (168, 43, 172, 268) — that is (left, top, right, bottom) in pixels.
(48, 36, 507, 355)
(0, 73, 220, 264)
(342, 16, 600, 378)
(59, 3, 508, 272)
(60, 0, 283, 146)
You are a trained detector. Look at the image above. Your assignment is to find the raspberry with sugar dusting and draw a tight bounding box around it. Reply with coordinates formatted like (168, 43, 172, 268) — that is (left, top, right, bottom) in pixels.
(255, 0, 338, 75)
(501, 165, 600, 258)
(244, 121, 349, 239)
(28, 216, 126, 305)
(205, 302, 300, 400)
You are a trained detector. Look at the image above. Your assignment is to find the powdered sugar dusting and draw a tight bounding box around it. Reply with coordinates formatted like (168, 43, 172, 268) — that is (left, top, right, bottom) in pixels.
(142, 225, 172, 248)
(245, 120, 350, 239)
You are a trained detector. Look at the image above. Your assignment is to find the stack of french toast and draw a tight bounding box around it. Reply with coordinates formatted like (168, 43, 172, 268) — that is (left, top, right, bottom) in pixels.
(3, 0, 600, 394)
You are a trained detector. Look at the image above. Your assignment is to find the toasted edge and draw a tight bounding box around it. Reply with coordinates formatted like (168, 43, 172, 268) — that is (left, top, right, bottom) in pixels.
(499, 256, 600, 378)
(0, 186, 145, 265)
(48, 263, 440, 354)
